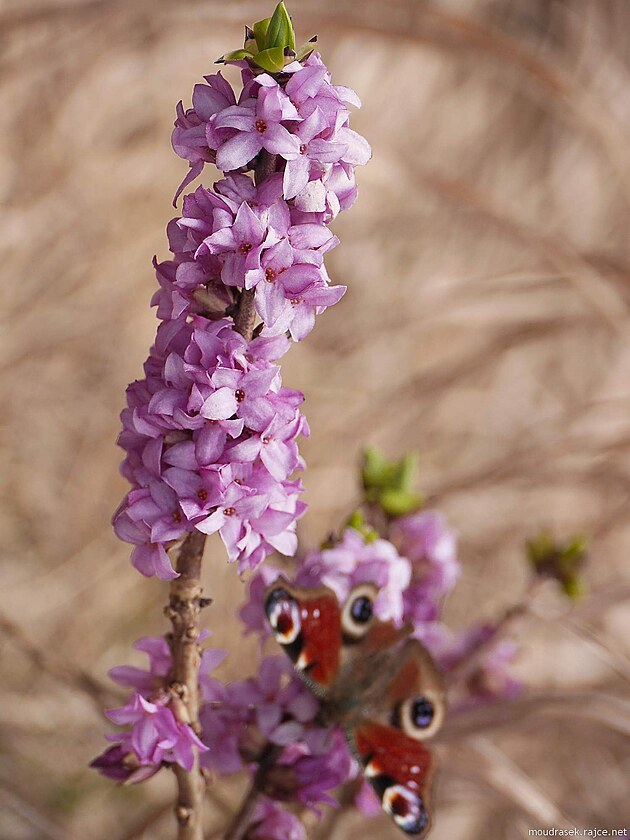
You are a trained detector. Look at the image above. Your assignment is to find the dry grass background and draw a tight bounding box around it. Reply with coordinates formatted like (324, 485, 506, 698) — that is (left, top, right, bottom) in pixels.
(1, 0, 630, 837)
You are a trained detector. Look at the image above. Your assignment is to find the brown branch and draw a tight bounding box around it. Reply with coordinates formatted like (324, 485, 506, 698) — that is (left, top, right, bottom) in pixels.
(444, 579, 542, 690)
(115, 801, 173, 840)
(410, 167, 630, 332)
(165, 529, 207, 840)
(162, 143, 281, 840)
(436, 690, 630, 742)
(233, 290, 256, 341)
(467, 736, 574, 828)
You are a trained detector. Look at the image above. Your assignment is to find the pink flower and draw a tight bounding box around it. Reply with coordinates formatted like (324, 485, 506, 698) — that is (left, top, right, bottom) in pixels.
(392, 510, 460, 624)
(171, 73, 237, 202)
(247, 798, 307, 840)
(199, 655, 353, 809)
(213, 80, 301, 171)
(101, 692, 208, 774)
(199, 201, 272, 288)
(108, 636, 172, 695)
(283, 107, 348, 199)
(114, 315, 308, 578)
(295, 527, 412, 625)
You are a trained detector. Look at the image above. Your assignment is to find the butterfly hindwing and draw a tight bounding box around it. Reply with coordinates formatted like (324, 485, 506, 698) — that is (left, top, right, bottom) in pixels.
(264, 580, 342, 692)
(340, 638, 443, 837)
(360, 638, 445, 738)
(352, 720, 435, 836)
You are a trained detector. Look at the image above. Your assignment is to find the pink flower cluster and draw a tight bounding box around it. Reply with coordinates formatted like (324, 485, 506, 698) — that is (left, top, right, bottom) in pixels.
(200, 655, 355, 809)
(172, 55, 369, 218)
(113, 317, 307, 577)
(241, 512, 460, 650)
(113, 51, 369, 581)
(92, 637, 355, 823)
(247, 798, 307, 840)
(91, 636, 225, 782)
(94, 508, 522, 826)
(235, 512, 523, 821)
(154, 175, 345, 341)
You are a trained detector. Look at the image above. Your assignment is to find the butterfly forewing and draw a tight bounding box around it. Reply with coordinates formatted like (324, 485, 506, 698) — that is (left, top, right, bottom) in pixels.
(265, 580, 341, 691)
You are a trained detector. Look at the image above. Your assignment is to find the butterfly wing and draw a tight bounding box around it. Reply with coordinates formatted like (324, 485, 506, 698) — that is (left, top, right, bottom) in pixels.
(265, 580, 445, 837)
(351, 720, 435, 836)
(346, 640, 444, 837)
(264, 579, 342, 694)
(337, 628, 444, 838)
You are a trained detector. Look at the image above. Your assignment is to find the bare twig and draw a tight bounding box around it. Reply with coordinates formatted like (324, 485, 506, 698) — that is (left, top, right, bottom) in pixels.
(564, 617, 630, 681)
(444, 580, 542, 689)
(409, 166, 630, 333)
(115, 801, 173, 840)
(166, 529, 207, 840)
(0, 789, 70, 840)
(0, 769, 74, 840)
(437, 690, 630, 742)
(468, 736, 574, 828)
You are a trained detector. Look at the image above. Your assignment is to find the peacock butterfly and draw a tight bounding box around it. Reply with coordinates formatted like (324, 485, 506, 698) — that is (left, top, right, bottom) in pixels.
(264, 579, 445, 836)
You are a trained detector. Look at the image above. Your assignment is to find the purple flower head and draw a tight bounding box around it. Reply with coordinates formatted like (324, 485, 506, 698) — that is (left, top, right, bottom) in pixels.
(283, 107, 348, 200)
(100, 692, 208, 775)
(240, 528, 413, 638)
(114, 316, 308, 578)
(198, 200, 273, 289)
(200, 655, 320, 776)
(172, 73, 237, 202)
(246, 798, 307, 840)
(291, 727, 356, 810)
(195, 462, 306, 573)
(260, 278, 346, 342)
(295, 527, 412, 625)
(392, 510, 460, 626)
(199, 653, 355, 808)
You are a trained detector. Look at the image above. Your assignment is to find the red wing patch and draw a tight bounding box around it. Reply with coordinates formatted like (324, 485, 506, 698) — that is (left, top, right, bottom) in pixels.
(353, 721, 434, 836)
(265, 582, 342, 689)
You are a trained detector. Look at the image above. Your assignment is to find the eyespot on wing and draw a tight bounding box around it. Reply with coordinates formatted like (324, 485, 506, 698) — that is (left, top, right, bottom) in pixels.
(351, 720, 435, 837)
(264, 581, 342, 688)
(341, 582, 378, 641)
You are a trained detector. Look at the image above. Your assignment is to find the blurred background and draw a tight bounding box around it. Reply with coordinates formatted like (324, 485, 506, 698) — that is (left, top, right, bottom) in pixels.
(1, 0, 630, 837)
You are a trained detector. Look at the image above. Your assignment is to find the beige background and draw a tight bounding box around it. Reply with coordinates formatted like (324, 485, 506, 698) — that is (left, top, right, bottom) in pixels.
(1, 0, 629, 837)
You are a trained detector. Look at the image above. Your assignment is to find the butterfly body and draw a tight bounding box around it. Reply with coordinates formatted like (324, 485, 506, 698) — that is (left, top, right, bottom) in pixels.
(264, 579, 445, 836)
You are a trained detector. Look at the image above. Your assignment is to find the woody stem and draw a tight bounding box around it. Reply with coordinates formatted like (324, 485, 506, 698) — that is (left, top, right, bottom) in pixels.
(167, 529, 207, 840)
